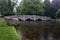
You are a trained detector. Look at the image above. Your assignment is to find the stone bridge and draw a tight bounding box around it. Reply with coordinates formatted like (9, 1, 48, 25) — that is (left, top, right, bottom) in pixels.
(4, 15, 51, 21)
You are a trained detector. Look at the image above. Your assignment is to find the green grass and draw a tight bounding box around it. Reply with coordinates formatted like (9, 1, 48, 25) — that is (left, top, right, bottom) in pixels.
(0, 18, 21, 40)
(0, 18, 8, 27)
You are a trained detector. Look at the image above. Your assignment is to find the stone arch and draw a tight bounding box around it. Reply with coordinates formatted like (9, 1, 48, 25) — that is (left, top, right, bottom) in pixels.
(25, 18, 34, 21)
(36, 19, 42, 21)
(19, 19, 23, 21)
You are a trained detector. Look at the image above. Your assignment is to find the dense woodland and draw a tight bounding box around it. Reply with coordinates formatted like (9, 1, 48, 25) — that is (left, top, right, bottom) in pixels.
(0, 0, 60, 18)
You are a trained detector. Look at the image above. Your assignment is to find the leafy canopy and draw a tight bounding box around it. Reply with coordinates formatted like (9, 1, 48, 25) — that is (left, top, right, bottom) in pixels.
(17, 0, 45, 15)
(0, 0, 17, 16)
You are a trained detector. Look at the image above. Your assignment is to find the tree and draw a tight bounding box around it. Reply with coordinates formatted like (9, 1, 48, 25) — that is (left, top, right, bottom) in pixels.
(44, 0, 52, 16)
(0, 0, 17, 16)
(49, 0, 60, 18)
(52, 0, 60, 9)
(56, 9, 60, 18)
(17, 0, 45, 15)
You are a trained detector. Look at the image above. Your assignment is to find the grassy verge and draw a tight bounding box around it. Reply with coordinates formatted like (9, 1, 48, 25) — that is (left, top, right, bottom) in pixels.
(0, 18, 21, 40)
(0, 18, 8, 27)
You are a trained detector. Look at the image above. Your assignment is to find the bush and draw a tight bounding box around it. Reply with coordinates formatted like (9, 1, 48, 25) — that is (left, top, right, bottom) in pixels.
(0, 19, 21, 40)
(0, 27, 20, 40)
(56, 9, 60, 18)
(14, 21, 20, 27)
(0, 18, 8, 27)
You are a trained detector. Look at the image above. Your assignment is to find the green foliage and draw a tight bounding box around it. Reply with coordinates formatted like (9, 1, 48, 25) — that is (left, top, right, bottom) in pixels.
(0, 19, 21, 40)
(0, 18, 8, 27)
(0, 27, 20, 40)
(14, 21, 20, 27)
(44, 0, 52, 16)
(17, 0, 45, 15)
(56, 9, 60, 18)
(0, 0, 17, 16)
(44, 0, 51, 10)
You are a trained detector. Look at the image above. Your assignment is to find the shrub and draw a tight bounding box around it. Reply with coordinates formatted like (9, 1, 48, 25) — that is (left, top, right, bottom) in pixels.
(56, 9, 60, 18)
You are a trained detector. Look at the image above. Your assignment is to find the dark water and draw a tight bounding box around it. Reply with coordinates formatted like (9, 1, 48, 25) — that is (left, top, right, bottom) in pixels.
(15, 20, 60, 40)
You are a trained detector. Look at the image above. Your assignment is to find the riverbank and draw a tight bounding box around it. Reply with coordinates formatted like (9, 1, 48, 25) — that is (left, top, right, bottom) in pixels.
(0, 18, 21, 40)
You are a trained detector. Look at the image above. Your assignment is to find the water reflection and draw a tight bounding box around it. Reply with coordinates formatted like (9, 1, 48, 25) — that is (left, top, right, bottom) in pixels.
(15, 20, 60, 40)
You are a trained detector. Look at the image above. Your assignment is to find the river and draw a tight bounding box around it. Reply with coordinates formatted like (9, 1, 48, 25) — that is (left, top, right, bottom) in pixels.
(15, 20, 60, 40)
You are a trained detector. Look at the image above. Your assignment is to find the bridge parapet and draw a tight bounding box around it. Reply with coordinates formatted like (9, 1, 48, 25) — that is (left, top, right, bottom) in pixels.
(4, 15, 51, 21)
